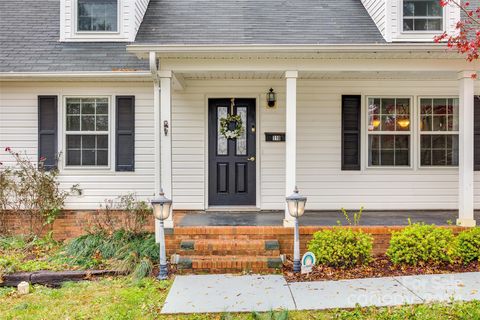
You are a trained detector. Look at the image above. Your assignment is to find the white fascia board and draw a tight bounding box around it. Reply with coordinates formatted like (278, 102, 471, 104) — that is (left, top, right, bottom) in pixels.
(0, 71, 152, 81)
(127, 43, 453, 57)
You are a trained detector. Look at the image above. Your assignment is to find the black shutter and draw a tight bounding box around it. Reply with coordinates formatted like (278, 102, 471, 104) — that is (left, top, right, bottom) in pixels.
(116, 96, 135, 171)
(474, 96, 480, 171)
(342, 95, 361, 170)
(38, 96, 58, 170)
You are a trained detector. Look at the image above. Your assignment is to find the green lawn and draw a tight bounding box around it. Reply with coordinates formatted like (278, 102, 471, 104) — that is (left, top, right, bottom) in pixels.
(1, 276, 480, 320)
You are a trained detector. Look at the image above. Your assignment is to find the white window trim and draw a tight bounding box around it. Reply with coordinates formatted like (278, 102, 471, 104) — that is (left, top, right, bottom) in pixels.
(399, 0, 446, 34)
(365, 96, 414, 169)
(61, 95, 114, 171)
(74, 0, 121, 36)
(417, 96, 459, 168)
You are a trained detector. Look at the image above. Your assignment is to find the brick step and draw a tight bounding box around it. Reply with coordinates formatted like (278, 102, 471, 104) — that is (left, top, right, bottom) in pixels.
(177, 239, 280, 256)
(172, 255, 284, 273)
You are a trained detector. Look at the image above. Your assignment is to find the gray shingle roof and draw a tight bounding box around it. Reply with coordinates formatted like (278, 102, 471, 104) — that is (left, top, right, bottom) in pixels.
(0, 0, 385, 73)
(0, 0, 148, 73)
(135, 0, 386, 45)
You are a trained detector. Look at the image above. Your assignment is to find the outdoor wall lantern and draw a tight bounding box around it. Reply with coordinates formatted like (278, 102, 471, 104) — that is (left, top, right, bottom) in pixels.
(266, 88, 277, 108)
(151, 190, 172, 280)
(286, 186, 307, 273)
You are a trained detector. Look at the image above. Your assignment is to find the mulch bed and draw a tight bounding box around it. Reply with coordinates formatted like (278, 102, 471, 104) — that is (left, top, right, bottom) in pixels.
(283, 255, 480, 282)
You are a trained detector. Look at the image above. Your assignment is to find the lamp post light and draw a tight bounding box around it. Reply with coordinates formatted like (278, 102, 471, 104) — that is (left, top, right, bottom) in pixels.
(151, 190, 172, 280)
(286, 186, 307, 273)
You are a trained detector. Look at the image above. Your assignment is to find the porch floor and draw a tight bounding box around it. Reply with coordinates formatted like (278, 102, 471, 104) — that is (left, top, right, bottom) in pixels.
(174, 210, 480, 227)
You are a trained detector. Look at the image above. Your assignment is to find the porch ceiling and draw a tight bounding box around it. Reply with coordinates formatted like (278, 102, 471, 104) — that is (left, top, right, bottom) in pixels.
(180, 70, 458, 81)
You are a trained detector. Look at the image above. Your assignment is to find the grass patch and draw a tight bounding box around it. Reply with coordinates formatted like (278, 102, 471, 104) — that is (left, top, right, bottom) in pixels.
(0, 276, 479, 319)
(0, 234, 69, 277)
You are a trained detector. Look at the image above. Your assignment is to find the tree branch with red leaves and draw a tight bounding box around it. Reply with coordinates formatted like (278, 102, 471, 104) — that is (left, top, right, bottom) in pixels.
(434, 1, 480, 62)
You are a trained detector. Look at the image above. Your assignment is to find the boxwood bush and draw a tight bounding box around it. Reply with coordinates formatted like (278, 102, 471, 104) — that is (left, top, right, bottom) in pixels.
(307, 228, 373, 268)
(456, 227, 480, 264)
(387, 223, 457, 265)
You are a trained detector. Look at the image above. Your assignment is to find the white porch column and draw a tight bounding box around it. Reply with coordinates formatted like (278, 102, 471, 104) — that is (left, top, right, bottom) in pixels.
(284, 71, 298, 227)
(458, 71, 476, 227)
(160, 70, 174, 228)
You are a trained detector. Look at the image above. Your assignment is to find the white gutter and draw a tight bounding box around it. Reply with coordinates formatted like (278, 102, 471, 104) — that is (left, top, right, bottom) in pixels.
(0, 71, 152, 81)
(127, 43, 452, 55)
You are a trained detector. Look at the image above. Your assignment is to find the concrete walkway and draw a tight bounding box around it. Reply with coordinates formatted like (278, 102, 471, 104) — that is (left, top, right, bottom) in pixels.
(161, 272, 480, 314)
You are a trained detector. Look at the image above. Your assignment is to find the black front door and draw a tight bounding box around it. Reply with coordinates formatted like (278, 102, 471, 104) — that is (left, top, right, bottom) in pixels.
(208, 98, 256, 206)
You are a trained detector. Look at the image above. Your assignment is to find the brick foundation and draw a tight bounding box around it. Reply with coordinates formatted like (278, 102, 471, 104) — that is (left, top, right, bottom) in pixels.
(0, 210, 155, 240)
(163, 225, 466, 257)
(1, 210, 467, 272)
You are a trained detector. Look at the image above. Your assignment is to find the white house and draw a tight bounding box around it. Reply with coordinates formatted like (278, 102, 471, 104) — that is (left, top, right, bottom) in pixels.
(0, 0, 478, 229)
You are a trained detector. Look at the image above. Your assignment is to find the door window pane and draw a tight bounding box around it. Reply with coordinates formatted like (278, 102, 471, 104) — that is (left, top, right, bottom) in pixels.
(217, 107, 228, 155)
(236, 107, 247, 155)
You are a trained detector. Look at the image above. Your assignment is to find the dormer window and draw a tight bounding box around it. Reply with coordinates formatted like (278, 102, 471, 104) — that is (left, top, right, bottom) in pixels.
(77, 0, 118, 32)
(403, 0, 443, 32)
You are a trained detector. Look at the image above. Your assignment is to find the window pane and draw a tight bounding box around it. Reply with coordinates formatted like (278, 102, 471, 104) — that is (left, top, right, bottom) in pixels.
(67, 116, 80, 131)
(381, 99, 395, 114)
(420, 134, 458, 166)
(96, 102, 108, 115)
(414, 19, 428, 30)
(67, 135, 81, 149)
(368, 134, 410, 166)
(433, 115, 447, 131)
(96, 116, 108, 131)
(427, 19, 442, 31)
(415, 1, 428, 16)
(420, 115, 432, 131)
(77, 0, 117, 32)
(420, 99, 432, 114)
(428, 1, 442, 16)
(97, 135, 108, 149)
(403, 19, 414, 31)
(404, 2, 415, 16)
(81, 115, 95, 131)
(67, 102, 80, 114)
(97, 150, 108, 166)
(65, 98, 110, 167)
(82, 150, 96, 165)
(396, 99, 410, 114)
(67, 150, 81, 166)
(81, 99, 95, 114)
(381, 115, 396, 131)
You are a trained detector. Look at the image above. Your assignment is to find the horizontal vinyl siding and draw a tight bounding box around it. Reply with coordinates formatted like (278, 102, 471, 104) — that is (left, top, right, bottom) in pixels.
(172, 78, 480, 211)
(0, 81, 155, 210)
(3, 78, 480, 212)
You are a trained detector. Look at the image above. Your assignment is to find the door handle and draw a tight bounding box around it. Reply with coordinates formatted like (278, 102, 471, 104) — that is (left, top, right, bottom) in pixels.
(247, 156, 256, 162)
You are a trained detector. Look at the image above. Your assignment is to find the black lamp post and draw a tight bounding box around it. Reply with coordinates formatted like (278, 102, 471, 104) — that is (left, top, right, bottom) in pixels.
(151, 190, 172, 280)
(286, 186, 307, 273)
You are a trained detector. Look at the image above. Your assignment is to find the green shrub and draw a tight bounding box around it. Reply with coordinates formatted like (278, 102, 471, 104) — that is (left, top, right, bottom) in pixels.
(387, 223, 457, 265)
(0, 148, 80, 236)
(456, 227, 480, 263)
(62, 230, 158, 279)
(307, 228, 373, 268)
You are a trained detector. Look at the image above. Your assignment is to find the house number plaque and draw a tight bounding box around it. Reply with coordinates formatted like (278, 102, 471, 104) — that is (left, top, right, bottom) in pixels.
(265, 132, 286, 142)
